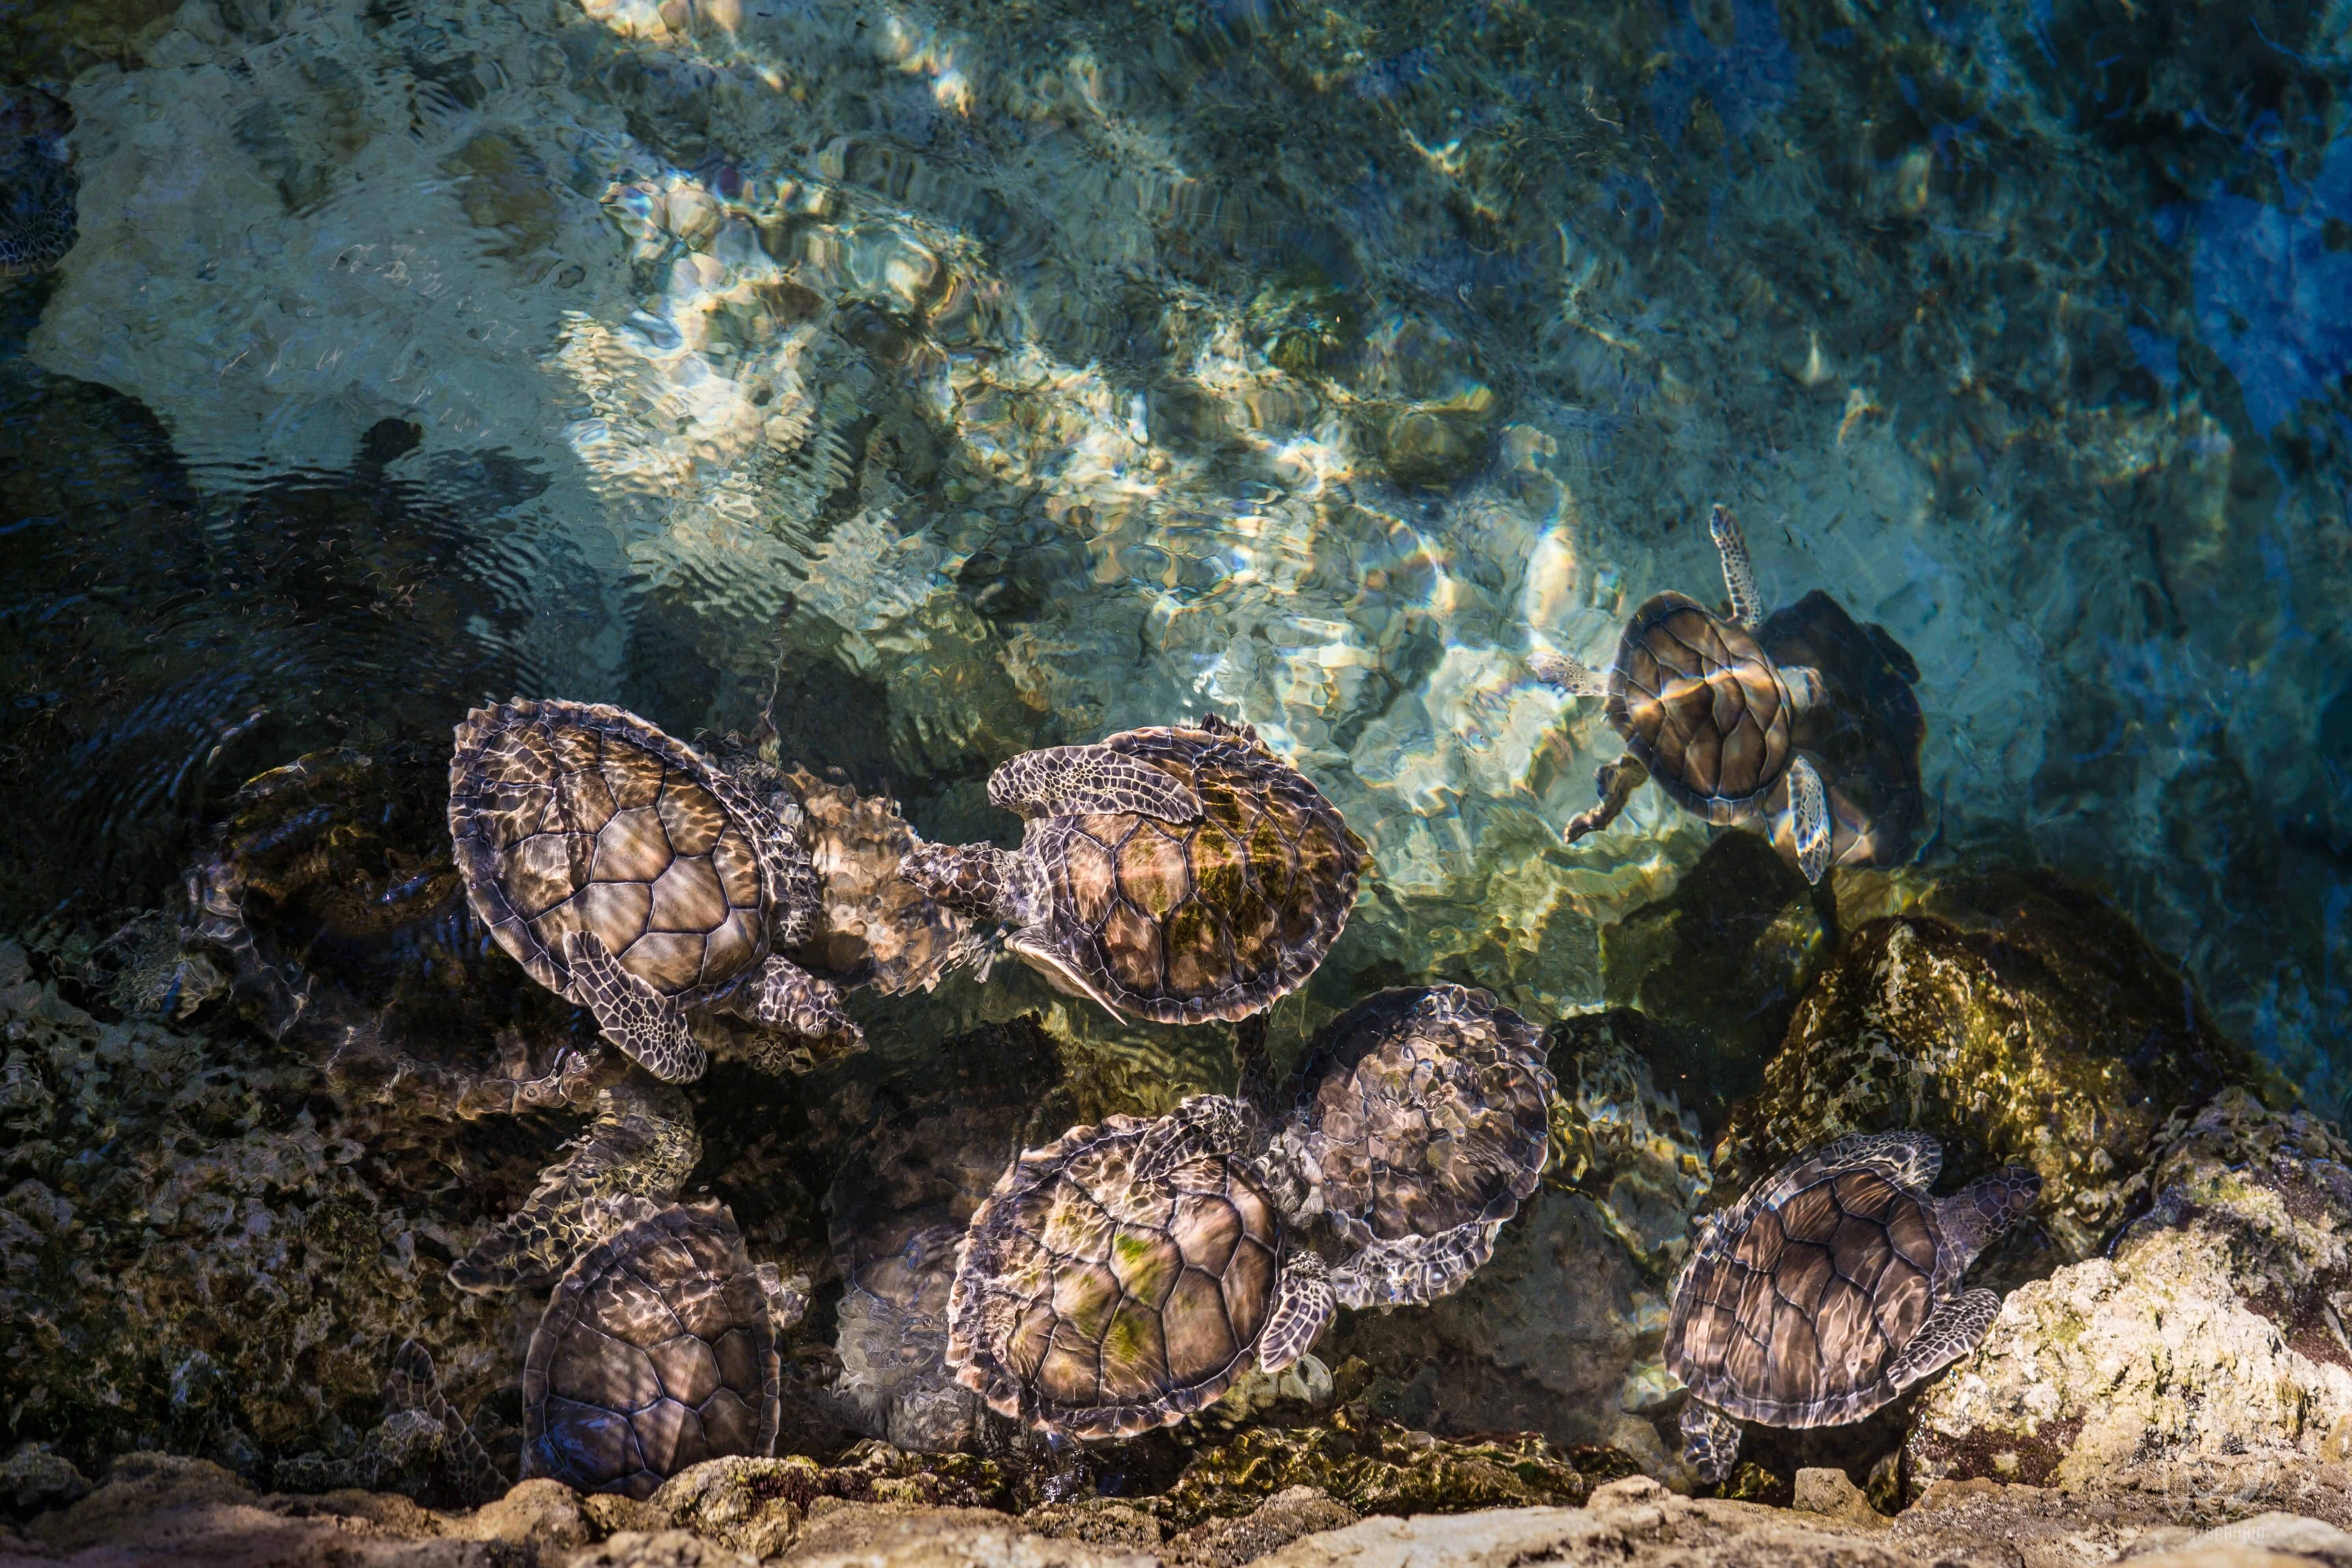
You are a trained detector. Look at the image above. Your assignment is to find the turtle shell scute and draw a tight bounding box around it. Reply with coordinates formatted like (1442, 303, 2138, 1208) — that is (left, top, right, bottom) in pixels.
(522, 1200, 781, 1498)
(1027, 723, 1363, 1023)
(1285, 985, 1554, 1305)
(1606, 591, 1796, 822)
(448, 699, 771, 1007)
(1662, 1149, 1947, 1429)
(945, 1112, 1285, 1440)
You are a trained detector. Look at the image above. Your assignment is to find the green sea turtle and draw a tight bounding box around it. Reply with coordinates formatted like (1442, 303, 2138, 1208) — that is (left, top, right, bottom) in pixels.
(1663, 1131, 2039, 1483)
(899, 715, 1364, 1025)
(448, 698, 855, 1083)
(523, 1198, 805, 1499)
(1528, 506, 1835, 883)
(0, 88, 75, 282)
(944, 1097, 1335, 1440)
(1262, 985, 1554, 1309)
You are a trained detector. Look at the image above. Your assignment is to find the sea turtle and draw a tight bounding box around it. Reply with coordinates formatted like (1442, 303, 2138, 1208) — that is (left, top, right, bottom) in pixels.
(1527, 505, 1835, 883)
(944, 1097, 1335, 1441)
(523, 1198, 806, 1499)
(0, 87, 75, 283)
(1663, 1131, 2040, 1483)
(898, 714, 1364, 1025)
(448, 698, 855, 1083)
(1259, 986, 1554, 1309)
(1753, 590, 1926, 875)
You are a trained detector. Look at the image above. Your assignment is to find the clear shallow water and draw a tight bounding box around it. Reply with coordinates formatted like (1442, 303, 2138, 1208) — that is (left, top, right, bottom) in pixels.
(1, 0, 2348, 1121)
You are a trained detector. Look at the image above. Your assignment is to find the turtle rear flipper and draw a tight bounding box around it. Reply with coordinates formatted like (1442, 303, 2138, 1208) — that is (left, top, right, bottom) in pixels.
(560, 929, 708, 1083)
(987, 744, 1203, 822)
(721, 953, 860, 1045)
(1679, 1398, 1743, 1484)
(1258, 1250, 1333, 1374)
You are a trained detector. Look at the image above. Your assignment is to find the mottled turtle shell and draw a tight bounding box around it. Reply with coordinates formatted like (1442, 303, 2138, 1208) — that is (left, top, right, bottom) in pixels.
(449, 699, 796, 1009)
(1663, 1142, 1956, 1428)
(945, 1113, 1285, 1440)
(523, 1200, 781, 1498)
(1026, 717, 1363, 1023)
(1282, 985, 1554, 1308)
(1606, 591, 1796, 823)
(1756, 590, 1926, 873)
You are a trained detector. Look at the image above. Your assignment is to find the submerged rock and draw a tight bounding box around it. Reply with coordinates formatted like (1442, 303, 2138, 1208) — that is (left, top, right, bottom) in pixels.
(1905, 1091, 2352, 1497)
(1716, 872, 2261, 1260)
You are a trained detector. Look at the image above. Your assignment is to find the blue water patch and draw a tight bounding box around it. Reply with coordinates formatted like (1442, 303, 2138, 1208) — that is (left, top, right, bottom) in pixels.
(1647, 0, 1797, 149)
(2188, 137, 2352, 433)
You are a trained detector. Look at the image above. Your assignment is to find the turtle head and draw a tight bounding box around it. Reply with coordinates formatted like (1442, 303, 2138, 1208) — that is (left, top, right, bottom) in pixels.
(1780, 662, 1825, 716)
(899, 841, 1043, 926)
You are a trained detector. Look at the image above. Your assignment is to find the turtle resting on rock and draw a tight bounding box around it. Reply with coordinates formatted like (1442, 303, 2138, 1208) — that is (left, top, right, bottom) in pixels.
(449, 698, 856, 1082)
(1528, 506, 1838, 883)
(1663, 1131, 2039, 1483)
(945, 1096, 1335, 1440)
(524, 1198, 805, 1498)
(1257, 986, 1554, 1310)
(900, 715, 1363, 1025)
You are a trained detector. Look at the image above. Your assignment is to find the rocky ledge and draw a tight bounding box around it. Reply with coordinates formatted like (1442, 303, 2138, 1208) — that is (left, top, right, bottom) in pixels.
(8, 1459, 2352, 1568)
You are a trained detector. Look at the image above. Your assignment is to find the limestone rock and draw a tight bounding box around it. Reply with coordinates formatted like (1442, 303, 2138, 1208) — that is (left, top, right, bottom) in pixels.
(1790, 1467, 1885, 1529)
(461, 1477, 591, 1550)
(775, 1502, 1157, 1568)
(1164, 1486, 1358, 1568)
(567, 1529, 758, 1568)
(1906, 1093, 2352, 1499)
(0, 1444, 88, 1516)
(1718, 873, 2259, 1259)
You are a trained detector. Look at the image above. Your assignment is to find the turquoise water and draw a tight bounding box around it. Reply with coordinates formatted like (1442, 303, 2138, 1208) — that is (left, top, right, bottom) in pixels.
(0, 0, 2348, 1479)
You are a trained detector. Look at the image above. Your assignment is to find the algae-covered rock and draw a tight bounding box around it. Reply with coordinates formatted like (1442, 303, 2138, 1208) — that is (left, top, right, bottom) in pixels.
(1905, 1091, 2352, 1496)
(1718, 872, 2259, 1259)
(1153, 1404, 1593, 1525)
(0, 941, 518, 1477)
(1541, 1011, 1715, 1278)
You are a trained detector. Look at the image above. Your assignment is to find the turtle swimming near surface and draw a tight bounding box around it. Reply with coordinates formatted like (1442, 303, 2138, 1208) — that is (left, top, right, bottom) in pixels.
(1662, 1131, 2039, 1484)
(899, 714, 1364, 1025)
(1529, 506, 1844, 883)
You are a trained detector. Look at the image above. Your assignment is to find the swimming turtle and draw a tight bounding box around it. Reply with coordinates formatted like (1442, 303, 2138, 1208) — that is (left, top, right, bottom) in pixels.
(1663, 1131, 2040, 1483)
(1527, 506, 1835, 883)
(1, 87, 75, 282)
(1260, 985, 1554, 1309)
(448, 698, 855, 1083)
(898, 714, 1364, 1025)
(523, 1198, 806, 1499)
(944, 1096, 1335, 1440)
(1753, 590, 1926, 875)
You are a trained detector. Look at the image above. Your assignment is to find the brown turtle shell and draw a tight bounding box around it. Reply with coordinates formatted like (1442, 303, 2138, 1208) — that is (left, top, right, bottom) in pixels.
(1283, 985, 1553, 1305)
(522, 1200, 781, 1498)
(1662, 1145, 1954, 1428)
(448, 699, 781, 1009)
(1026, 718, 1363, 1023)
(1606, 591, 1796, 823)
(945, 1113, 1284, 1440)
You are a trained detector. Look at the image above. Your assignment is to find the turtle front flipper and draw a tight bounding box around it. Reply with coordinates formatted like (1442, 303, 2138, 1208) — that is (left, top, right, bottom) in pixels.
(1709, 503, 1764, 631)
(1564, 754, 1650, 844)
(384, 1339, 505, 1506)
(1882, 1287, 2001, 1394)
(559, 929, 708, 1083)
(1527, 649, 1609, 697)
(1788, 756, 1833, 883)
(724, 953, 861, 1046)
(1259, 1250, 1335, 1374)
(449, 1071, 700, 1293)
(987, 744, 1202, 823)
(1679, 1398, 1744, 1484)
